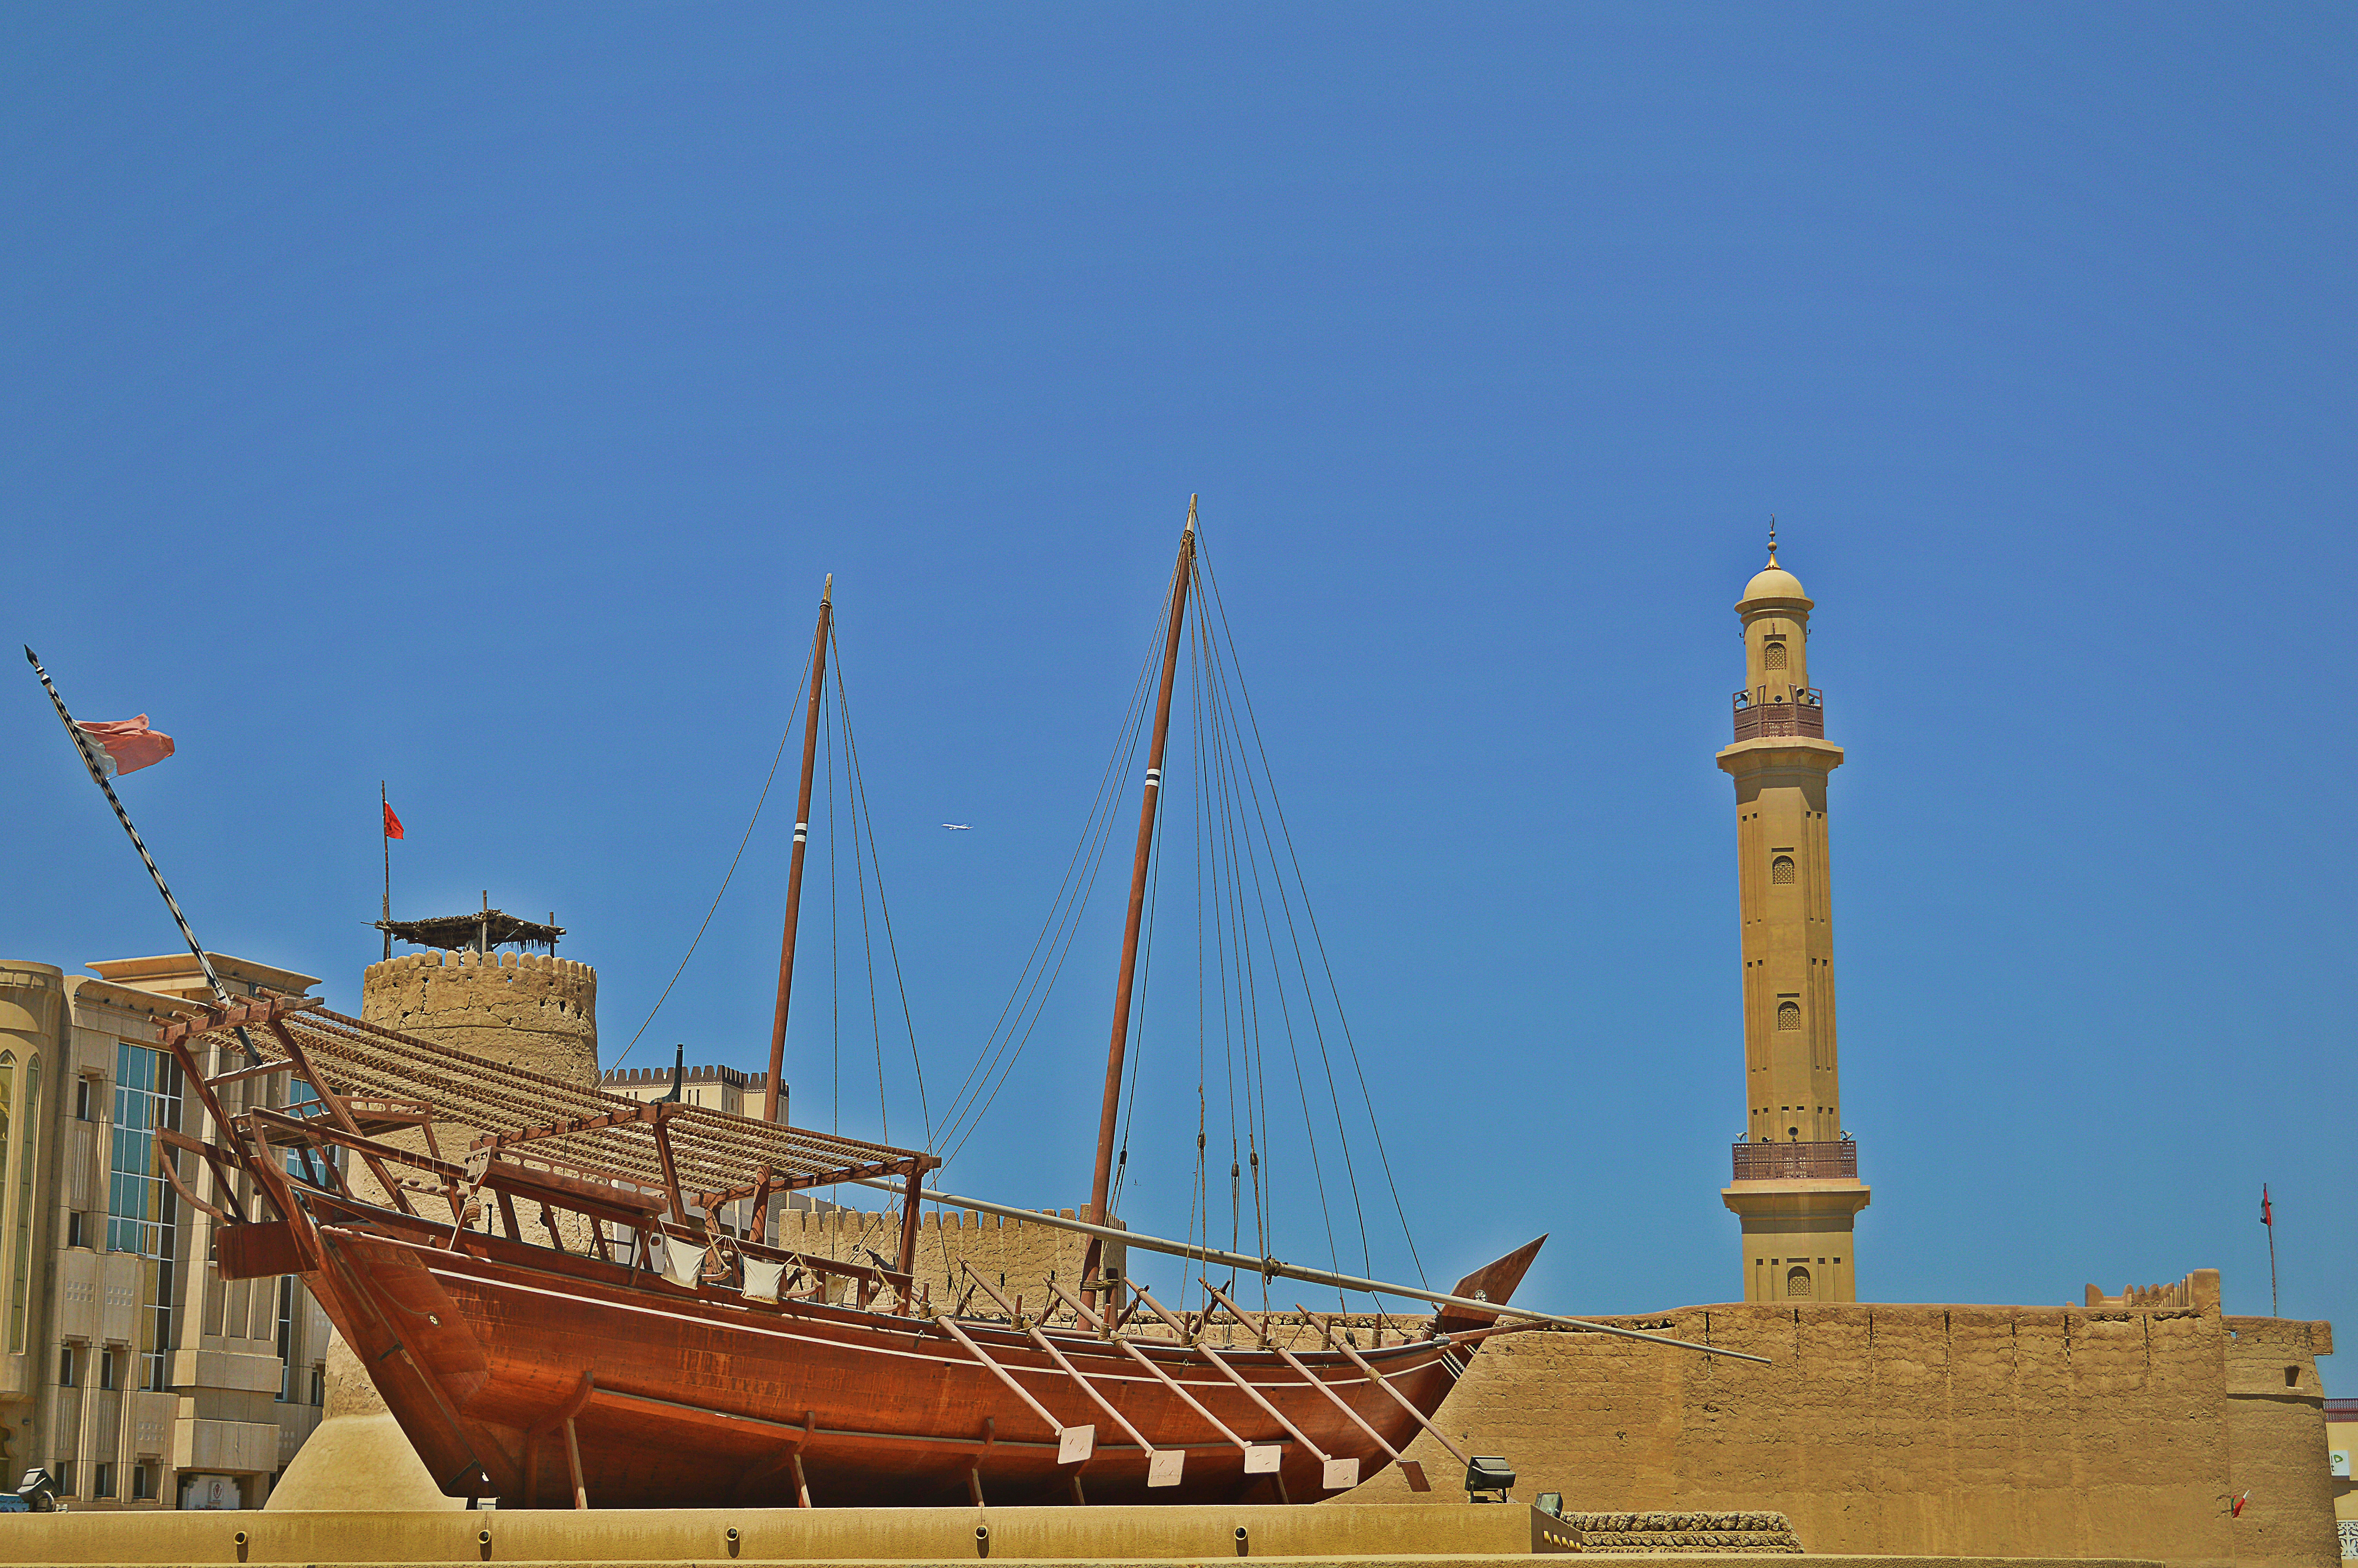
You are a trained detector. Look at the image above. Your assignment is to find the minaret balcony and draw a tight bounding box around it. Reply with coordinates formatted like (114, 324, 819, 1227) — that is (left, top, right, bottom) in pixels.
(1731, 1139, 1856, 1181)
(1731, 688, 1824, 742)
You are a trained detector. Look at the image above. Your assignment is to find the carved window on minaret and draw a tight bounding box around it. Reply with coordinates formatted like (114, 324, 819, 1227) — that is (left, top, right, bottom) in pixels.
(1786, 1266, 1813, 1298)
(1763, 640, 1788, 670)
(1776, 1000, 1800, 1030)
(1771, 854, 1796, 884)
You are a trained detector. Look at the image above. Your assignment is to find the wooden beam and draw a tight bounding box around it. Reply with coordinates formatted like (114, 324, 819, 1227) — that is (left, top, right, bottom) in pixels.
(265, 1020, 419, 1217)
(1132, 1284, 1332, 1467)
(933, 1315, 1076, 1450)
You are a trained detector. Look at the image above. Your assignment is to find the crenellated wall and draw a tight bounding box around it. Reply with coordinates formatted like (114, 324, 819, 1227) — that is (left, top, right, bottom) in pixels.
(360, 950, 598, 1091)
(1348, 1294, 2336, 1568)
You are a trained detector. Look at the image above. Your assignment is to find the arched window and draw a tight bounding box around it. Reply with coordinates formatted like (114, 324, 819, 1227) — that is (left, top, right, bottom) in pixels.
(1786, 1265, 1813, 1299)
(1776, 1000, 1800, 1030)
(1771, 855, 1796, 884)
(1763, 640, 1788, 670)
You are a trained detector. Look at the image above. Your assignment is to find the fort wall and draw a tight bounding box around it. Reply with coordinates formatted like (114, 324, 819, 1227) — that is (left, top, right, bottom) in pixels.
(359, 950, 599, 1089)
(1345, 1297, 2334, 1568)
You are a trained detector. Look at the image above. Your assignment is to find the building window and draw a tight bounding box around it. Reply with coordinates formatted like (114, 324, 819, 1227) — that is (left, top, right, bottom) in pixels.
(58, 1343, 75, 1387)
(52, 1461, 73, 1497)
(4, 1050, 40, 1352)
(1777, 1000, 1800, 1030)
(310, 1363, 326, 1406)
(76, 1078, 94, 1121)
(1786, 1266, 1813, 1299)
(276, 1277, 297, 1401)
(94, 1462, 114, 1499)
(1763, 640, 1788, 670)
(66, 1211, 85, 1249)
(110, 1043, 183, 1393)
(98, 1347, 117, 1390)
(1771, 854, 1796, 884)
(132, 1464, 155, 1501)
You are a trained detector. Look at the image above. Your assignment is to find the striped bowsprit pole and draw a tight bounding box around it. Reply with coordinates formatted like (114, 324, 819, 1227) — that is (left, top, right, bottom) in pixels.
(24, 645, 261, 1065)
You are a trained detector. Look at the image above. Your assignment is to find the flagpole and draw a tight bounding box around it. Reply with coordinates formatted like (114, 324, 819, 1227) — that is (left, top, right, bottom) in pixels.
(24, 645, 260, 1065)
(2264, 1183, 2278, 1318)
(381, 780, 393, 962)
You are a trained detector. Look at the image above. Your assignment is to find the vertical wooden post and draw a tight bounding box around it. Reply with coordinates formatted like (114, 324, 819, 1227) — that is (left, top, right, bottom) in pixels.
(564, 1415, 588, 1509)
(894, 1162, 927, 1277)
(1084, 501, 1196, 1295)
(763, 577, 834, 1138)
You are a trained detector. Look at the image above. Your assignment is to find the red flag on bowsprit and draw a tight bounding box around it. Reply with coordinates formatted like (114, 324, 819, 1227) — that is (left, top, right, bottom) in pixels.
(2260, 1185, 2272, 1227)
(383, 802, 405, 841)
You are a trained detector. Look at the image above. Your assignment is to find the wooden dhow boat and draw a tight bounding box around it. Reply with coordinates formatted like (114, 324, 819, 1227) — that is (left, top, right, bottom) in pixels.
(31, 509, 1760, 1511)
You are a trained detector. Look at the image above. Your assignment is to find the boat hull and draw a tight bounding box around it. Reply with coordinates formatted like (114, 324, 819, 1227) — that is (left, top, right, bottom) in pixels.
(298, 1203, 1465, 1508)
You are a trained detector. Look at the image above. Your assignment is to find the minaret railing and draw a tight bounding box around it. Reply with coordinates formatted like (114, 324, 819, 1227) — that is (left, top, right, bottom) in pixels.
(1731, 688, 1825, 742)
(1731, 1139, 1856, 1182)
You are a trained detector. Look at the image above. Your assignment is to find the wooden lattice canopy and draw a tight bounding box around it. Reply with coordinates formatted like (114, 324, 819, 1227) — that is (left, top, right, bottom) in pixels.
(162, 998, 933, 1214)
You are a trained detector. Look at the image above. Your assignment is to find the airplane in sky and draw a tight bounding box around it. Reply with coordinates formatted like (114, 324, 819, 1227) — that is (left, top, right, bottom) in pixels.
(940, 823, 971, 831)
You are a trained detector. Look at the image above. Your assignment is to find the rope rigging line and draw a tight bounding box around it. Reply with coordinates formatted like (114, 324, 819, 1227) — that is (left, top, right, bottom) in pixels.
(831, 623, 935, 1149)
(931, 630, 1157, 1145)
(834, 651, 892, 1144)
(1194, 577, 1372, 1290)
(1107, 736, 1171, 1219)
(1197, 545, 1428, 1287)
(933, 593, 1173, 1164)
(1200, 627, 1345, 1310)
(610, 648, 815, 1075)
(826, 650, 841, 1135)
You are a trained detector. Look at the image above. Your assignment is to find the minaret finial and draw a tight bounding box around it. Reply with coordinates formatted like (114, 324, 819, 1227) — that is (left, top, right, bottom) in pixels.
(1767, 516, 1778, 565)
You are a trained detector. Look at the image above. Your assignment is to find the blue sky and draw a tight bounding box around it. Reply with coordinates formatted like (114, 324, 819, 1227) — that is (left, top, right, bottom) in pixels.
(4, 7, 2350, 1362)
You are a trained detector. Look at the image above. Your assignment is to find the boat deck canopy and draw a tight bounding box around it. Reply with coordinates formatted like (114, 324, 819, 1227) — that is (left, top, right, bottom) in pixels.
(162, 998, 934, 1209)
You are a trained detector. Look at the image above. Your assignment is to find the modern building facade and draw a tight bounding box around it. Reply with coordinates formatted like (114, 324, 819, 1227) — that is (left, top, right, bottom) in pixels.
(0, 952, 331, 1510)
(1717, 539, 1870, 1302)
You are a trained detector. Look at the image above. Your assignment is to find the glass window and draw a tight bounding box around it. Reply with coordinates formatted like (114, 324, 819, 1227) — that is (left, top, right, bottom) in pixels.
(109, 1045, 182, 1391)
(94, 1461, 114, 1499)
(275, 1277, 297, 1401)
(57, 1343, 75, 1387)
(10, 1053, 37, 1350)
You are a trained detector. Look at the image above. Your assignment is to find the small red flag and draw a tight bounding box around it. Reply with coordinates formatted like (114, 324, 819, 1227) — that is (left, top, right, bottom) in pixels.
(2260, 1185, 2272, 1227)
(383, 801, 405, 841)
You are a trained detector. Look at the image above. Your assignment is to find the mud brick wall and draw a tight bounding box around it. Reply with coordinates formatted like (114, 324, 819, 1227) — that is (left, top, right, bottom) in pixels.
(1351, 1300, 2335, 1568)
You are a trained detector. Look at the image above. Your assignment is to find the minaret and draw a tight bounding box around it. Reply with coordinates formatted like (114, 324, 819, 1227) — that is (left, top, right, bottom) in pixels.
(1717, 528, 1869, 1303)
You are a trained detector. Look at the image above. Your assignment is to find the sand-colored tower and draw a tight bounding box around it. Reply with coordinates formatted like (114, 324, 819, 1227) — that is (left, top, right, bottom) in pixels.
(1717, 535, 1869, 1303)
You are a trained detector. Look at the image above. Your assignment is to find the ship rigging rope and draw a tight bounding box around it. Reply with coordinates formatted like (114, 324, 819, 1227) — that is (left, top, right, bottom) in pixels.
(931, 592, 1170, 1164)
(1197, 548, 1428, 1287)
(1195, 564, 1361, 1296)
(609, 647, 815, 1075)
(922, 523, 1425, 1320)
(1087, 529, 1420, 1317)
(829, 623, 934, 1148)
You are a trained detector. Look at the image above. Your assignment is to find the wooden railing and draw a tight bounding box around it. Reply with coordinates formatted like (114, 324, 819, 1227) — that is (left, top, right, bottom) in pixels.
(1731, 689, 1825, 742)
(1731, 1139, 1857, 1181)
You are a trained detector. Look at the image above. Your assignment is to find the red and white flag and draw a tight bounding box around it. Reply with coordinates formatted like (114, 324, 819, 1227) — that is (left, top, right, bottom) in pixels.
(2260, 1185, 2272, 1227)
(383, 801, 405, 841)
(74, 716, 174, 779)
